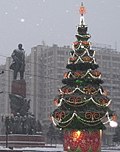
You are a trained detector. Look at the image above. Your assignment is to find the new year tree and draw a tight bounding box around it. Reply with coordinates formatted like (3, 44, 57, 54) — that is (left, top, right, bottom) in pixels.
(51, 3, 117, 152)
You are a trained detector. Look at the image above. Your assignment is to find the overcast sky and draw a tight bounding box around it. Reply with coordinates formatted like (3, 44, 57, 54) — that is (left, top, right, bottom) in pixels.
(0, 0, 120, 64)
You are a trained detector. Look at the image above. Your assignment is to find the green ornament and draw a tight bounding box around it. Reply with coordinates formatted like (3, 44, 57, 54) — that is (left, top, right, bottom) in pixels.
(75, 80, 83, 84)
(76, 148, 82, 152)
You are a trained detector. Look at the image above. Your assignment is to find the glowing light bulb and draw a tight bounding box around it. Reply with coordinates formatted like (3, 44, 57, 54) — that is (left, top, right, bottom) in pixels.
(72, 130, 81, 139)
(67, 146, 70, 150)
(76, 131, 81, 137)
(110, 120, 118, 128)
(20, 18, 25, 22)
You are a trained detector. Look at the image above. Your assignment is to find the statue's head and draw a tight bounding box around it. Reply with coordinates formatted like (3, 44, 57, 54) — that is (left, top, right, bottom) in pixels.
(18, 43, 23, 50)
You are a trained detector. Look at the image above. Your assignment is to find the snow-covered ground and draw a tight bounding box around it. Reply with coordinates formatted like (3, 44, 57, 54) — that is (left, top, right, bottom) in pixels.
(1, 145, 120, 152)
(16, 145, 63, 151)
(102, 150, 120, 152)
(0, 144, 64, 151)
(101, 145, 120, 152)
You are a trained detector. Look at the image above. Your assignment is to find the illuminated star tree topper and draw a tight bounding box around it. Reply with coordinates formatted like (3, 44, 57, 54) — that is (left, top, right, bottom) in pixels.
(79, 2, 86, 26)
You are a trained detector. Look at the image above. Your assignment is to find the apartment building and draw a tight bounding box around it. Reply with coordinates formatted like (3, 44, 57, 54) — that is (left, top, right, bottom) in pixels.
(27, 43, 120, 145)
(0, 43, 120, 145)
(93, 43, 120, 145)
(25, 44, 70, 124)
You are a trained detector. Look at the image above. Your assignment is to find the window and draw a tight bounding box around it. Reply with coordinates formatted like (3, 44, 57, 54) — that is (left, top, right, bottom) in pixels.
(57, 68, 64, 73)
(57, 56, 65, 61)
(112, 56, 120, 61)
(57, 63, 64, 67)
(48, 51, 53, 56)
(102, 55, 110, 60)
(57, 50, 65, 55)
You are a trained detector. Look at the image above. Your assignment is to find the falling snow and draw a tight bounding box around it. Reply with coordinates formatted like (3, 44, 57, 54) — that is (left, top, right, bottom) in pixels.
(14, 6, 18, 10)
(66, 10, 69, 13)
(20, 18, 25, 22)
(36, 23, 40, 26)
(40, 18, 43, 22)
(5, 12, 8, 15)
(0, 0, 119, 63)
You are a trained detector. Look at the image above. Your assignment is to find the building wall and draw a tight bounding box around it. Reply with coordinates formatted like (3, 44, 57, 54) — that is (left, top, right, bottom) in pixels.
(0, 57, 12, 134)
(0, 43, 120, 145)
(0, 57, 13, 115)
(94, 44, 120, 120)
(27, 43, 120, 145)
(29, 44, 120, 128)
(26, 44, 70, 125)
(94, 44, 120, 145)
(0, 65, 6, 116)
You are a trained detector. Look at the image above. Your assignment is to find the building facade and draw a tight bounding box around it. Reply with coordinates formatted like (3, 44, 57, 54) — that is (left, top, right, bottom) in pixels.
(0, 43, 120, 145)
(93, 43, 120, 145)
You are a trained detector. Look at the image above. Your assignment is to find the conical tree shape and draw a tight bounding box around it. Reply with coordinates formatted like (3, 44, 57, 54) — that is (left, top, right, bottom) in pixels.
(51, 3, 115, 152)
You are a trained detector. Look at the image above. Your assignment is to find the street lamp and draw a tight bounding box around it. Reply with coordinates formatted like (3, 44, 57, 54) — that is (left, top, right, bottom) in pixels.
(1, 114, 12, 148)
(105, 112, 118, 128)
(110, 120, 118, 128)
(5, 116, 9, 148)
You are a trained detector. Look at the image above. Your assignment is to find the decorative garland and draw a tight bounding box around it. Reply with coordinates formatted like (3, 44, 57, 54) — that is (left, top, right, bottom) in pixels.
(68, 55, 96, 65)
(52, 112, 109, 128)
(55, 95, 111, 108)
(59, 86, 102, 95)
(63, 69, 101, 80)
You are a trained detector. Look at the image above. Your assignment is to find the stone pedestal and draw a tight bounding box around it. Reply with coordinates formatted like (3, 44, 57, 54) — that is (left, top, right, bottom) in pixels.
(6, 79, 46, 148)
(11, 80, 26, 97)
(0, 150, 23, 152)
(0, 134, 45, 148)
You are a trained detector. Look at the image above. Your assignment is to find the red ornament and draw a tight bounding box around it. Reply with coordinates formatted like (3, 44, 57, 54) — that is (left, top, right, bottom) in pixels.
(82, 41, 89, 45)
(55, 111, 65, 120)
(69, 96, 82, 104)
(81, 55, 93, 62)
(112, 115, 117, 121)
(74, 71, 84, 78)
(103, 89, 109, 96)
(69, 56, 78, 62)
(63, 72, 68, 79)
(73, 41, 81, 50)
(85, 112, 100, 121)
(61, 87, 72, 94)
(91, 70, 101, 77)
(83, 85, 96, 94)
(73, 41, 80, 46)
(54, 98, 59, 106)
(99, 97, 109, 105)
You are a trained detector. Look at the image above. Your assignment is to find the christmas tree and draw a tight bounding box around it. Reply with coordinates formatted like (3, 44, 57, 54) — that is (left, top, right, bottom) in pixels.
(51, 3, 117, 152)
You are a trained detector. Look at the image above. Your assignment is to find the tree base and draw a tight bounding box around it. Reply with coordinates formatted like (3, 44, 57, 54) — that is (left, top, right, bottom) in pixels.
(64, 130, 102, 152)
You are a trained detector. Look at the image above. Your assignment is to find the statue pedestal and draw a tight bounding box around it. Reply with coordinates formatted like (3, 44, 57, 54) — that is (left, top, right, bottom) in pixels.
(7, 80, 46, 148)
(0, 134, 45, 148)
(0, 149, 23, 152)
(11, 80, 26, 97)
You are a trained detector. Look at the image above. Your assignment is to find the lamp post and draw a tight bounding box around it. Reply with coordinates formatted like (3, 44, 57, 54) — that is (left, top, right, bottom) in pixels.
(1, 114, 12, 148)
(5, 116, 9, 148)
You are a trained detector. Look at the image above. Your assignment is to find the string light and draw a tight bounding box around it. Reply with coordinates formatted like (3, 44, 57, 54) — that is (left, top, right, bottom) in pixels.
(68, 54, 96, 64)
(52, 111, 109, 128)
(63, 69, 101, 80)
